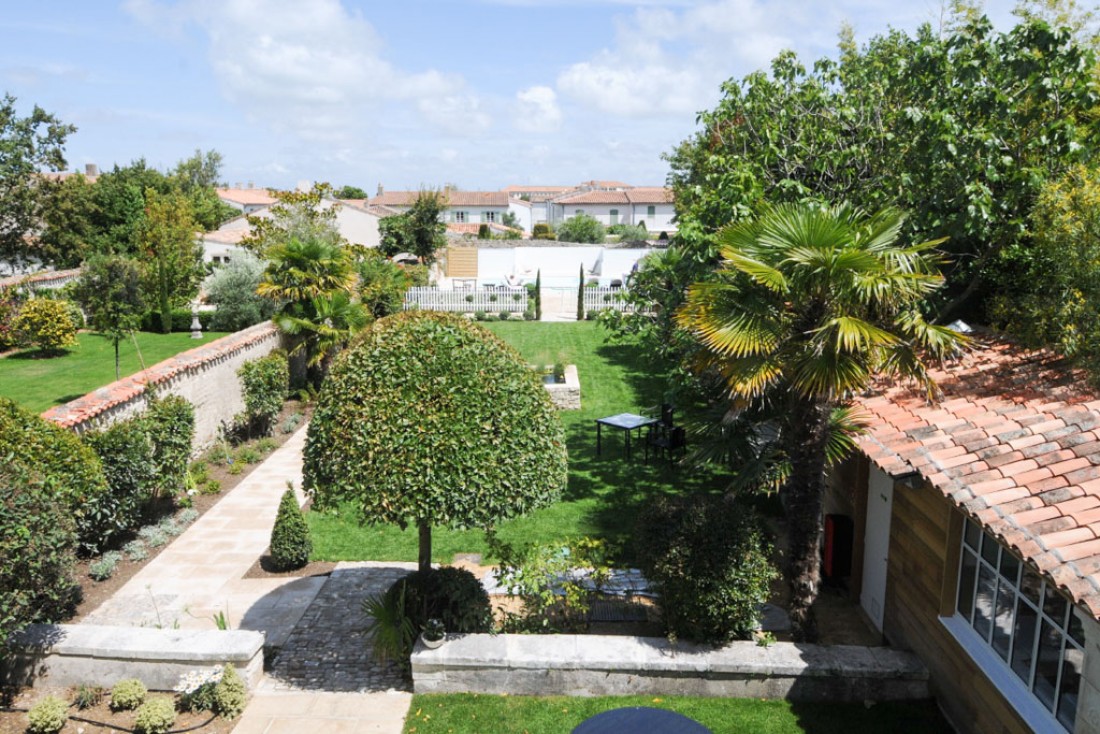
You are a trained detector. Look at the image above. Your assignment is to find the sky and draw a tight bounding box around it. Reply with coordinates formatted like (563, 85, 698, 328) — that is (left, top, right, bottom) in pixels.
(1, 0, 1020, 193)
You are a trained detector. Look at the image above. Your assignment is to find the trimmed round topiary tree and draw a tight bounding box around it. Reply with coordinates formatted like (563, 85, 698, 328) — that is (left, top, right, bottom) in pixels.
(304, 311, 568, 572)
(270, 485, 312, 571)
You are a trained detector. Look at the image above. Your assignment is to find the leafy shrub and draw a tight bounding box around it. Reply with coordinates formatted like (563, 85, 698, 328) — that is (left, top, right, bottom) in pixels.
(0, 294, 20, 349)
(358, 250, 419, 319)
(177, 508, 199, 524)
(0, 398, 112, 555)
(365, 567, 491, 666)
(159, 517, 183, 537)
(62, 299, 85, 330)
(523, 309, 536, 321)
(237, 350, 289, 436)
(83, 417, 157, 534)
(213, 664, 247, 719)
(202, 478, 222, 494)
(270, 486, 311, 571)
(26, 695, 67, 734)
(280, 412, 303, 434)
(498, 311, 510, 321)
(256, 437, 277, 453)
(175, 667, 222, 713)
(477, 223, 491, 238)
(138, 526, 169, 548)
(89, 551, 122, 581)
(235, 446, 262, 465)
(0, 465, 79, 649)
(74, 684, 104, 710)
(123, 539, 148, 561)
(492, 536, 609, 633)
(12, 298, 78, 353)
(636, 495, 779, 644)
(133, 697, 176, 734)
(110, 678, 147, 711)
(203, 254, 273, 332)
(556, 213, 605, 244)
(473, 310, 487, 321)
(144, 394, 195, 499)
(531, 223, 555, 240)
(139, 309, 214, 333)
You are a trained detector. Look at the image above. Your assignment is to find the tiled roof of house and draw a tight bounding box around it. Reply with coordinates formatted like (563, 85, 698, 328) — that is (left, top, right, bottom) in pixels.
(553, 187, 673, 205)
(578, 180, 633, 190)
(215, 187, 277, 206)
(857, 335, 1100, 617)
(502, 185, 572, 195)
(369, 191, 510, 208)
(202, 228, 250, 245)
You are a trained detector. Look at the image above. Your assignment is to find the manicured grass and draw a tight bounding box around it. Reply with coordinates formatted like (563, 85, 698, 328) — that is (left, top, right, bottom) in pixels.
(402, 693, 953, 734)
(308, 321, 738, 564)
(0, 330, 229, 414)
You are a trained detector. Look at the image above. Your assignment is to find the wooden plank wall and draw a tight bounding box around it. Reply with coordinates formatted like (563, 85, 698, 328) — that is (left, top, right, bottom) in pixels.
(879, 457, 1031, 734)
(445, 247, 478, 278)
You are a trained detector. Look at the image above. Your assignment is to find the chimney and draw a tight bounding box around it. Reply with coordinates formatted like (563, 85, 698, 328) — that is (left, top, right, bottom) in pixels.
(376, 183, 384, 196)
(85, 163, 99, 177)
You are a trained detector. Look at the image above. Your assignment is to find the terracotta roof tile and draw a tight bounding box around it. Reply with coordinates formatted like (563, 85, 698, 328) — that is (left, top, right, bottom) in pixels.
(857, 333, 1100, 618)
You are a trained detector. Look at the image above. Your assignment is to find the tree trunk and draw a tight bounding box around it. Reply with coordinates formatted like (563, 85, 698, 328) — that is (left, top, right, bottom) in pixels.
(783, 398, 833, 642)
(114, 338, 121, 381)
(418, 522, 432, 574)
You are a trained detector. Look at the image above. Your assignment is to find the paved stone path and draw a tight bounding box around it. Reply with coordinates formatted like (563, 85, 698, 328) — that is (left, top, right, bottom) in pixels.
(264, 562, 415, 693)
(81, 424, 414, 733)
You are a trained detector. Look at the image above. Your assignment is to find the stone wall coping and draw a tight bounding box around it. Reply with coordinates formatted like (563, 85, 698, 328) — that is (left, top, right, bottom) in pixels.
(412, 634, 928, 681)
(12, 624, 264, 663)
(41, 321, 278, 427)
(0, 268, 82, 290)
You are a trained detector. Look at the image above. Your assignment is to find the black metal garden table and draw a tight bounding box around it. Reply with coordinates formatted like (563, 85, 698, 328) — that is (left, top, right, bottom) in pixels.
(595, 412, 659, 459)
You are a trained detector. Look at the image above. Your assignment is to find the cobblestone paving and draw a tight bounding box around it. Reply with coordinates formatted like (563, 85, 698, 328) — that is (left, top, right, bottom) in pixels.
(265, 561, 417, 693)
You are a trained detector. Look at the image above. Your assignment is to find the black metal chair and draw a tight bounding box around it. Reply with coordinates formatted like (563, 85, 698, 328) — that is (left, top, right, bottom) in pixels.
(646, 423, 686, 465)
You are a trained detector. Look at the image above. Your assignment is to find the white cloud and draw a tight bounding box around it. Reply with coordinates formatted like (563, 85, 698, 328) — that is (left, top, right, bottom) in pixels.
(555, 0, 845, 118)
(124, 0, 489, 141)
(514, 86, 562, 133)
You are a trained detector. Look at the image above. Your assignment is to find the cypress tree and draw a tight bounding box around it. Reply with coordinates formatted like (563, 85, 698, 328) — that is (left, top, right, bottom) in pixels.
(270, 484, 312, 570)
(576, 265, 585, 321)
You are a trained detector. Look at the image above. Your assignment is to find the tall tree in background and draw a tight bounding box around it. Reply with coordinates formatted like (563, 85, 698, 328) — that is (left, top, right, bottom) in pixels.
(38, 173, 98, 267)
(405, 190, 447, 262)
(677, 204, 965, 640)
(0, 94, 75, 269)
(134, 188, 203, 333)
(172, 149, 236, 231)
(74, 255, 144, 379)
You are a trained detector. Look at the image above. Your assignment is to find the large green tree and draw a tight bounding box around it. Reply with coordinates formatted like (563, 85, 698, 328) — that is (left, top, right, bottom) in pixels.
(666, 16, 1098, 324)
(0, 94, 75, 269)
(239, 184, 343, 259)
(134, 188, 203, 333)
(304, 311, 568, 573)
(74, 255, 145, 379)
(37, 173, 98, 267)
(171, 149, 236, 231)
(676, 203, 964, 640)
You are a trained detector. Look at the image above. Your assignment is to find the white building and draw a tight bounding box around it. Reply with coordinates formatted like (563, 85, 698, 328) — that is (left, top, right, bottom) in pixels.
(548, 187, 676, 236)
(215, 187, 278, 214)
(368, 189, 527, 234)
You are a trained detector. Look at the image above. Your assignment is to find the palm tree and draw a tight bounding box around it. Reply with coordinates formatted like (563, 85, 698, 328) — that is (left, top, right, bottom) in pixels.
(258, 236, 359, 383)
(676, 203, 965, 641)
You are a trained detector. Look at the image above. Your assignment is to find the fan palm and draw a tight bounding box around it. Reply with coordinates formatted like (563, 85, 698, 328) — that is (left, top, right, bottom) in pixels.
(677, 202, 966, 641)
(275, 290, 369, 372)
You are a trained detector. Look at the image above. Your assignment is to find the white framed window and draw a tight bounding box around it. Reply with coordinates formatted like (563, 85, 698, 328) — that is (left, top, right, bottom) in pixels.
(575, 209, 583, 216)
(647, 205, 656, 216)
(453, 211, 467, 223)
(953, 517, 1085, 732)
(483, 211, 497, 223)
(610, 209, 619, 225)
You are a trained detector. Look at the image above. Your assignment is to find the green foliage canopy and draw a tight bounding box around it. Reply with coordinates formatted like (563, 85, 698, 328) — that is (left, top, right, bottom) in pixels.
(556, 213, 605, 244)
(304, 311, 568, 572)
(74, 255, 145, 378)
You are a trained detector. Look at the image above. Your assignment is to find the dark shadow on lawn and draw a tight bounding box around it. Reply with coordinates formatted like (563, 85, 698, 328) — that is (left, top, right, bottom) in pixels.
(594, 341, 670, 406)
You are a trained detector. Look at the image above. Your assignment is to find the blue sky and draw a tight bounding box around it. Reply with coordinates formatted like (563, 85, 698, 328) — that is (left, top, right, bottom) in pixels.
(2, 1, 1019, 192)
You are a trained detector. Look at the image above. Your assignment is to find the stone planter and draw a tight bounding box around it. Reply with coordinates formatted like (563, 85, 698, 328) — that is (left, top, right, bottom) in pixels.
(542, 364, 581, 410)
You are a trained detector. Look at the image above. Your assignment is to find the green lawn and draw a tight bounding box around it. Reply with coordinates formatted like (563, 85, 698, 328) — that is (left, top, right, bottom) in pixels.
(0, 331, 228, 414)
(308, 321, 737, 565)
(402, 693, 953, 734)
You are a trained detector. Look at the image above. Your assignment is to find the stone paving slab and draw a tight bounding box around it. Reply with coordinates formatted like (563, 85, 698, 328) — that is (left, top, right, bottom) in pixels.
(230, 690, 412, 734)
(263, 562, 417, 694)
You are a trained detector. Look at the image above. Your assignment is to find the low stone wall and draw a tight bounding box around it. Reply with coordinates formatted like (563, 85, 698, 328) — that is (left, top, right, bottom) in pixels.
(0, 268, 82, 291)
(544, 365, 580, 410)
(2, 624, 265, 692)
(412, 634, 929, 703)
(41, 322, 284, 449)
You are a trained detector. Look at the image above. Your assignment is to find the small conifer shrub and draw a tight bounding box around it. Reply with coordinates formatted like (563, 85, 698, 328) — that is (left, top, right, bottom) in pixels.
(269, 484, 311, 571)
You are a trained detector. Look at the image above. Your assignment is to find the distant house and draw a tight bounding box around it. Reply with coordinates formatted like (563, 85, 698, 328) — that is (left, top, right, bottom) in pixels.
(215, 186, 278, 214)
(368, 188, 529, 234)
(833, 336, 1100, 733)
(200, 199, 381, 264)
(547, 187, 676, 236)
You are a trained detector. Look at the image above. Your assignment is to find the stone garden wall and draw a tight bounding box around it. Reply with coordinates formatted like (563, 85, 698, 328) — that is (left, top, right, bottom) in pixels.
(412, 634, 929, 702)
(41, 322, 285, 450)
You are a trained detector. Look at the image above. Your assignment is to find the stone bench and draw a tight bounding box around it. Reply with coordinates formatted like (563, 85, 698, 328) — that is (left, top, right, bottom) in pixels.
(2, 624, 265, 692)
(412, 633, 929, 702)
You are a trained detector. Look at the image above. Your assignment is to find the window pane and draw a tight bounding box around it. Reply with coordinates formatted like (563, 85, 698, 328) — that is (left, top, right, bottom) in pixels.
(992, 580, 1016, 661)
(1058, 645, 1083, 732)
(1069, 611, 1085, 646)
(1034, 620, 1063, 712)
(964, 519, 981, 550)
(981, 532, 1000, 566)
(1044, 585, 1068, 627)
(974, 564, 997, 642)
(1021, 567, 1043, 606)
(1011, 597, 1039, 683)
(958, 550, 978, 619)
(999, 552, 1020, 587)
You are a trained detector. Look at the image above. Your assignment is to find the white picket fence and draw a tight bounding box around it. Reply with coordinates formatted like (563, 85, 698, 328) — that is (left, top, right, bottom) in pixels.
(582, 287, 637, 314)
(405, 287, 530, 313)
